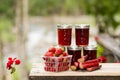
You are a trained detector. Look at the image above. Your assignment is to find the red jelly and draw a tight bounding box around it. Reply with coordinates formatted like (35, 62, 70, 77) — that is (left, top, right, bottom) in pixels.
(57, 24, 72, 46)
(75, 24, 89, 46)
(84, 46, 97, 61)
(67, 46, 81, 65)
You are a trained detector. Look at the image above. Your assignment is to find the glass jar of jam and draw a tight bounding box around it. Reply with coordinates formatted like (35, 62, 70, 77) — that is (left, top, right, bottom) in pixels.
(57, 24, 72, 46)
(75, 24, 89, 47)
(84, 45, 97, 61)
(67, 46, 81, 65)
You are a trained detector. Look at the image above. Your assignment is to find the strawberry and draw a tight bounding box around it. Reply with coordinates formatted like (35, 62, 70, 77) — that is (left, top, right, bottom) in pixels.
(99, 56, 106, 63)
(44, 51, 54, 57)
(48, 47, 56, 53)
(55, 48, 63, 56)
(62, 52, 68, 56)
(58, 57, 63, 62)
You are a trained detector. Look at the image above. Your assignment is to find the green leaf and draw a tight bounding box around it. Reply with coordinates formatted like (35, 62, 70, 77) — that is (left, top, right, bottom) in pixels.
(11, 67, 16, 74)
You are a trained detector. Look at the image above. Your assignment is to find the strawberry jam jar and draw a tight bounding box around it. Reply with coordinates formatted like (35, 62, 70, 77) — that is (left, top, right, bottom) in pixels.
(57, 24, 72, 46)
(75, 24, 89, 46)
(84, 45, 97, 61)
(67, 46, 81, 65)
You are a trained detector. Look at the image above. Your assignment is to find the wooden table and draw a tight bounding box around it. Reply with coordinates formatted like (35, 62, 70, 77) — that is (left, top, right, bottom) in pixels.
(29, 63, 120, 80)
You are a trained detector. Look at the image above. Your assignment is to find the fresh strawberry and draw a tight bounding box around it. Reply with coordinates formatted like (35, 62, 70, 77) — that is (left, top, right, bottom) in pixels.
(99, 56, 106, 63)
(62, 52, 68, 56)
(48, 47, 56, 53)
(58, 57, 63, 62)
(44, 51, 54, 57)
(55, 48, 63, 56)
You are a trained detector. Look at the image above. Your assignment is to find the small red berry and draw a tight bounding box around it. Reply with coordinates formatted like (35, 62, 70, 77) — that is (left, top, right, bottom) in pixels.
(44, 51, 54, 56)
(99, 56, 106, 63)
(8, 57, 12, 61)
(55, 48, 63, 56)
(15, 59, 21, 65)
(62, 52, 68, 56)
(48, 47, 56, 53)
(7, 62, 12, 70)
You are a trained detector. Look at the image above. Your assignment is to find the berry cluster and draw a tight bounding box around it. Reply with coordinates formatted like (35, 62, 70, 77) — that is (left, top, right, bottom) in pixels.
(43, 47, 72, 72)
(6, 57, 21, 74)
(44, 47, 68, 57)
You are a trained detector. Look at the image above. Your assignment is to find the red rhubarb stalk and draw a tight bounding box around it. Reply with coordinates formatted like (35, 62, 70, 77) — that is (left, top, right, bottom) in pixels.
(83, 59, 100, 64)
(79, 59, 99, 69)
(86, 65, 102, 72)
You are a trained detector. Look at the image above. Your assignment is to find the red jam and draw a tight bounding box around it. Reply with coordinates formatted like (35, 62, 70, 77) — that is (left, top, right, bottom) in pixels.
(58, 28, 72, 46)
(84, 46, 97, 61)
(75, 24, 89, 46)
(67, 47, 81, 65)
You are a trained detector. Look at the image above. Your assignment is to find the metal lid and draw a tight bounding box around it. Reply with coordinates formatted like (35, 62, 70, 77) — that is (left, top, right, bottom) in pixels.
(75, 24, 90, 29)
(67, 45, 81, 50)
(57, 24, 72, 29)
(84, 45, 97, 50)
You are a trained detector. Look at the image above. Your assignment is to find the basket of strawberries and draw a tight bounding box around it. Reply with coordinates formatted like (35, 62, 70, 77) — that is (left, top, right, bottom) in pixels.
(42, 47, 72, 72)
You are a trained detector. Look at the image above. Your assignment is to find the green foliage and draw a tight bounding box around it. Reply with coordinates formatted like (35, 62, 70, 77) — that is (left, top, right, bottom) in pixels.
(0, 18, 15, 43)
(84, 0, 120, 33)
(29, 0, 85, 16)
(29, 0, 63, 16)
(1, 0, 120, 34)
(12, 69, 20, 80)
(97, 45, 104, 58)
(0, 0, 15, 19)
(0, 18, 11, 31)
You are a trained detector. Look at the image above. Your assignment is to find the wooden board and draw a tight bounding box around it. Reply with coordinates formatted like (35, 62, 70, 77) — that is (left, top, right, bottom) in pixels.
(29, 63, 120, 80)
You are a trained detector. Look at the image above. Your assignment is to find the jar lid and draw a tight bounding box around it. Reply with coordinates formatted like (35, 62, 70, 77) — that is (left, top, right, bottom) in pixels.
(67, 46, 81, 50)
(75, 24, 90, 29)
(57, 24, 72, 29)
(84, 45, 97, 50)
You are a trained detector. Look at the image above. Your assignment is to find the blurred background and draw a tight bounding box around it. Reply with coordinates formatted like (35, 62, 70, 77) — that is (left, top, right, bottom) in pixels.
(0, 0, 120, 80)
